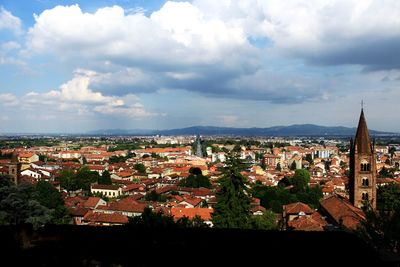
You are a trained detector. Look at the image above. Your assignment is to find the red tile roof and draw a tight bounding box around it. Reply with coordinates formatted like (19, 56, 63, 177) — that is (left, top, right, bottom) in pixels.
(83, 211, 128, 224)
(320, 195, 365, 230)
(91, 184, 120, 190)
(287, 215, 325, 231)
(100, 200, 147, 213)
(283, 202, 314, 215)
(69, 207, 91, 217)
(84, 197, 102, 209)
(171, 207, 213, 221)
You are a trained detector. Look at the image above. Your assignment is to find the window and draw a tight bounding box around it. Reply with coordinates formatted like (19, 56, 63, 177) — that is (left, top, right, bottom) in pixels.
(113, 192, 115, 196)
(362, 178, 369, 187)
(360, 163, 371, 171)
(362, 192, 369, 201)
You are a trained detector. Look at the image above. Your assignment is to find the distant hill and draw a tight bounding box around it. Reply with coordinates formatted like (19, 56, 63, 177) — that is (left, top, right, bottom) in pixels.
(87, 124, 395, 136)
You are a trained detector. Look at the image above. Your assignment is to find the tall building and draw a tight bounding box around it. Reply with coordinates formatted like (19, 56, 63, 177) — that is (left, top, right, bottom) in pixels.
(195, 134, 203, 158)
(349, 108, 376, 209)
(8, 152, 21, 185)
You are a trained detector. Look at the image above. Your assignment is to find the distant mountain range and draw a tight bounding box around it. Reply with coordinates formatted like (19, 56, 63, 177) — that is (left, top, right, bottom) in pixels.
(87, 124, 396, 136)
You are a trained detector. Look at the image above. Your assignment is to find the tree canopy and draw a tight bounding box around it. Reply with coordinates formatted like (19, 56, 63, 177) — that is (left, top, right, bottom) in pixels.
(357, 183, 400, 257)
(35, 181, 70, 224)
(290, 169, 311, 193)
(178, 167, 211, 188)
(134, 163, 146, 174)
(98, 170, 112, 185)
(58, 166, 100, 192)
(250, 210, 277, 230)
(0, 175, 51, 229)
(212, 154, 251, 228)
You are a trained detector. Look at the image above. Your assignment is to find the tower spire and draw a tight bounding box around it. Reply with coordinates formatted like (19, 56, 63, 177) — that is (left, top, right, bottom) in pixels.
(349, 107, 376, 209)
(354, 108, 372, 154)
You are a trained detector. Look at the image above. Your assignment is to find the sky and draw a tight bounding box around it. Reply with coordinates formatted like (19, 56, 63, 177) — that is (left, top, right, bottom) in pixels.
(0, 0, 400, 133)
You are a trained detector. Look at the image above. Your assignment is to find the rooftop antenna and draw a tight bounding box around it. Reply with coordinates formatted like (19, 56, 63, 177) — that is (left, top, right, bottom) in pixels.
(361, 100, 365, 110)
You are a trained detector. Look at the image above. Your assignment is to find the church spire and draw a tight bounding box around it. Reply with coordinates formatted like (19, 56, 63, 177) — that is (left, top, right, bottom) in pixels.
(354, 108, 373, 154)
(349, 107, 376, 210)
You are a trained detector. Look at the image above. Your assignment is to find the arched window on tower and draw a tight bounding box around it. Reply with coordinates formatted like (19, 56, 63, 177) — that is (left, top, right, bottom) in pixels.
(362, 192, 369, 201)
(360, 161, 371, 172)
(362, 178, 369, 187)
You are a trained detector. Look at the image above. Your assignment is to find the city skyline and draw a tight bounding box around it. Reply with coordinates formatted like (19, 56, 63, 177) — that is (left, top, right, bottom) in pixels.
(1, 0, 400, 133)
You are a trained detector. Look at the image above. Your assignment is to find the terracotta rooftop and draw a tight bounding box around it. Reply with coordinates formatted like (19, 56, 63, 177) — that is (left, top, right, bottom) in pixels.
(283, 202, 314, 215)
(69, 207, 91, 217)
(84, 197, 102, 209)
(91, 184, 120, 190)
(171, 207, 213, 221)
(83, 211, 128, 224)
(320, 195, 365, 230)
(288, 215, 325, 231)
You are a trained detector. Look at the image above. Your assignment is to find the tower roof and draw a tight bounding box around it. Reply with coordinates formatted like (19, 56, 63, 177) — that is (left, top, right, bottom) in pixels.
(10, 151, 18, 163)
(354, 109, 373, 154)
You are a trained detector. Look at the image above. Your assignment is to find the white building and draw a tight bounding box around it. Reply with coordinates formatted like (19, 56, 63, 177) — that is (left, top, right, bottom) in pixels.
(91, 184, 123, 198)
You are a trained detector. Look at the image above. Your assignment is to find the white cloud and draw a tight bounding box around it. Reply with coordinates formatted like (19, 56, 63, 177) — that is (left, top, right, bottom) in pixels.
(194, 0, 400, 69)
(22, 0, 400, 108)
(1, 41, 21, 51)
(0, 7, 22, 34)
(0, 55, 26, 67)
(18, 69, 162, 119)
(0, 93, 19, 106)
(27, 3, 257, 72)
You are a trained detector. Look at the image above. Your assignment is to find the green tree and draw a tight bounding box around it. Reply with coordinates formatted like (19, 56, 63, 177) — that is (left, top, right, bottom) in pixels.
(98, 170, 112, 185)
(35, 181, 69, 224)
(250, 210, 277, 230)
(305, 154, 313, 165)
(128, 207, 175, 228)
(378, 166, 394, 178)
(296, 186, 323, 209)
(389, 146, 396, 157)
(277, 177, 291, 187)
(109, 155, 127, 163)
(134, 163, 146, 174)
(144, 190, 166, 202)
(357, 202, 400, 257)
(233, 144, 242, 153)
(0, 176, 51, 229)
(275, 163, 282, 171)
(251, 184, 297, 213)
(178, 167, 211, 188)
(212, 154, 251, 228)
(290, 169, 310, 193)
(58, 170, 79, 192)
(75, 166, 100, 191)
(290, 161, 297, 170)
(377, 183, 400, 212)
(356, 183, 400, 256)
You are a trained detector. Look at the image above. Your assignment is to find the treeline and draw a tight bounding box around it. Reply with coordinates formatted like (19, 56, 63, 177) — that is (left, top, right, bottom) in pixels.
(58, 167, 112, 192)
(0, 175, 69, 228)
(0, 139, 60, 149)
(251, 169, 323, 213)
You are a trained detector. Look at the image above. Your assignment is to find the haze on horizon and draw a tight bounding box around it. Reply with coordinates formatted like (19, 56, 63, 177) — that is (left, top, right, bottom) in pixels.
(0, 0, 400, 133)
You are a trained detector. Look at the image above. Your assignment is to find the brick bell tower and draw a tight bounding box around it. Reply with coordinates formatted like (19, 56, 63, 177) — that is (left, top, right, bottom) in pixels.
(8, 152, 21, 185)
(349, 108, 376, 209)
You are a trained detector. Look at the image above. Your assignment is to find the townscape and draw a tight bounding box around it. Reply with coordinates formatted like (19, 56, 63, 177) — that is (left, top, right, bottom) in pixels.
(1, 110, 399, 235)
